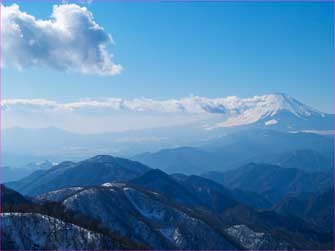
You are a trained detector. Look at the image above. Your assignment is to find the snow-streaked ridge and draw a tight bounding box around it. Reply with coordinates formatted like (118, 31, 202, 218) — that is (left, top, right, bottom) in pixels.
(1, 213, 113, 250)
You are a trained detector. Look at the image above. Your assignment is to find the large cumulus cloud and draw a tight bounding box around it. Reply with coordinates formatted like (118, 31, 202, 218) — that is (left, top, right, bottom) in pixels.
(1, 3, 122, 75)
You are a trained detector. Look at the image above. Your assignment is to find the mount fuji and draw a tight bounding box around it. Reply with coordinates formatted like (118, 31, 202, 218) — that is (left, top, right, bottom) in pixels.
(207, 93, 333, 132)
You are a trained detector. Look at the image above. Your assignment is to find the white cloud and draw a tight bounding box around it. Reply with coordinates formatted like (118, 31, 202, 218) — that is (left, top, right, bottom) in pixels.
(2, 97, 219, 133)
(1, 96, 229, 114)
(62, 0, 93, 4)
(1, 94, 315, 117)
(1, 3, 122, 75)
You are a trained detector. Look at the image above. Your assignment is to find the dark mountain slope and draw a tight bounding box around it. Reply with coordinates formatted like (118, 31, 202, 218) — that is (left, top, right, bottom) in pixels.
(7, 155, 151, 196)
(129, 170, 332, 249)
(1, 185, 32, 206)
(46, 184, 240, 250)
(1, 185, 148, 250)
(22, 164, 333, 250)
(203, 163, 333, 203)
(130, 169, 201, 206)
(274, 189, 334, 233)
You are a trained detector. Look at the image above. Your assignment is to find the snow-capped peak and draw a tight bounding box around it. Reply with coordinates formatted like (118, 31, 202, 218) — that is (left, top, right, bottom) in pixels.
(210, 93, 325, 128)
(260, 93, 322, 117)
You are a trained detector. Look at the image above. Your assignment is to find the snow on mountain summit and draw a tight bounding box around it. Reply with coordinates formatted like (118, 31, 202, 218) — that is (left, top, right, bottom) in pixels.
(258, 93, 323, 117)
(210, 93, 325, 128)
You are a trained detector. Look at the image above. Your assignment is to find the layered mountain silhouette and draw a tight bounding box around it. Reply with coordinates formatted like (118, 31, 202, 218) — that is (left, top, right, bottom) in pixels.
(3, 160, 55, 183)
(133, 130, 334, 173)
(6, 155, 150, 196)
(2, 112, 334, 251)
(3, 154, 333, 250)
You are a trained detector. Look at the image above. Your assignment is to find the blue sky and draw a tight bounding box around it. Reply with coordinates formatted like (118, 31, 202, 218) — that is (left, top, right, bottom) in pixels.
(1, 1, 334, 133)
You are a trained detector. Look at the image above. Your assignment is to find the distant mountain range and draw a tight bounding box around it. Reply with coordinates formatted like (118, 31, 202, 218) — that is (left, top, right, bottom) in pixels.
(3, 160, 56, 182)
(2, 93, 334, 166)
(132, 147, 221, 174)
(270, 149, 333, 172)
(133, 129, 334, 174)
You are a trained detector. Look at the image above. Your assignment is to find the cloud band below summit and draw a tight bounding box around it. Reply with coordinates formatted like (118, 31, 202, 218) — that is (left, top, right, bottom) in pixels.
(1, 94, 320, 116)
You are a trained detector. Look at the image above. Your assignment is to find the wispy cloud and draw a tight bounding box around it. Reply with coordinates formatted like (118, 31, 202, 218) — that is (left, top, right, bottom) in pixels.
(1, 3, 121, 75)
(1, 96, 230, 114)
(3, 94, 312, 116)
(2, 97, 223, 133)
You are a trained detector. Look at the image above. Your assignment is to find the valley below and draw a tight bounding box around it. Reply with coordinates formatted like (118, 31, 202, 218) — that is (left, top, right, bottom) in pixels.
(2, 131, 334, 250)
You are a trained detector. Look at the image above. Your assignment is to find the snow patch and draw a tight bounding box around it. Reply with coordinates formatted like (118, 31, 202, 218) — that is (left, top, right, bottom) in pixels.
(265, 119, 278, 126)
(225, 224, 289, 250)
